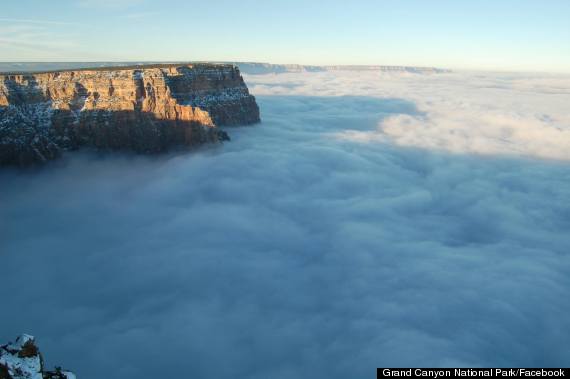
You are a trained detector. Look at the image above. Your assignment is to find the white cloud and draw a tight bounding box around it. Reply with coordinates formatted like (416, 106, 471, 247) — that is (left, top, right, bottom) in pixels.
(0, 18, 78, 26)
(0, 70, 569, 377)
(77, 0, 146, 9)
(248, 70, 570, 161)
(0, 23, 80, 60)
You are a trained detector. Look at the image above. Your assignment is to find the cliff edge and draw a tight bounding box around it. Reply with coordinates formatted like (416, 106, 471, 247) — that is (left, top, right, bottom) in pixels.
(0, 63, 260, 166)
(0, 334, 75, 379)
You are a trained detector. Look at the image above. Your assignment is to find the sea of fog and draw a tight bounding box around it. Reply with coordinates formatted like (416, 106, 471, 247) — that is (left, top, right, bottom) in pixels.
(1, 70, 569, 378)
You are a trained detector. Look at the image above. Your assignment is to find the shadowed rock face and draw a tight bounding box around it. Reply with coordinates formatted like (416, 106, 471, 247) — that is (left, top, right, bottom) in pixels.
(0, 63, 260, 166)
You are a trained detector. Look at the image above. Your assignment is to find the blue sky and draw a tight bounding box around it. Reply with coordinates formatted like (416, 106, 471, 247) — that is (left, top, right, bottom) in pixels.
(1, 0, 569, 72)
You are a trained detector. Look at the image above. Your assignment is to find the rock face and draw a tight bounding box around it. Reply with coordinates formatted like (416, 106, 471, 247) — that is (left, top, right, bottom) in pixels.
(0, 63, 260, 166)
(0, 335, 75, 379)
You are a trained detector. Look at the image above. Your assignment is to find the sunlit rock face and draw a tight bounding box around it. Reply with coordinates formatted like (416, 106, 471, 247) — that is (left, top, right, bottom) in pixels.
(0, 335, 75, 379)
(0, 63, 260, 166)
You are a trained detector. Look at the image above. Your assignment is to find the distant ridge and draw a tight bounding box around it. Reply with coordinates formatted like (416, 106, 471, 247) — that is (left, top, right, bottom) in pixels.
(0, 62, 232, 76)
(232, 62, 452, 74)
(0, 62, 452, 75)
(0, 62, 178, 74)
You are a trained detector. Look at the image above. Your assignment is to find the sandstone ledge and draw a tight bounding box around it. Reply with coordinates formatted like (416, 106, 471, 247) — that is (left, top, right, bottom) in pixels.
(0, 63, 260, 166)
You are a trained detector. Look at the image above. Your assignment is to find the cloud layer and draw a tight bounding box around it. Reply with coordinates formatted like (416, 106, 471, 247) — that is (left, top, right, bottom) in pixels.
(1, 70, 569, 378)
(249, 70, 570, 160)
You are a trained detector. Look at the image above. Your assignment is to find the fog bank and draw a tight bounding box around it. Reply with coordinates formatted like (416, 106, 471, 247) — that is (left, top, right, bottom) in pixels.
(1, 70, 569, 378)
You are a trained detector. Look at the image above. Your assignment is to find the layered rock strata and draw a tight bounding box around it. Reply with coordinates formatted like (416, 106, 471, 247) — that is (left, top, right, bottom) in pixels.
(0, 63, 260, 166)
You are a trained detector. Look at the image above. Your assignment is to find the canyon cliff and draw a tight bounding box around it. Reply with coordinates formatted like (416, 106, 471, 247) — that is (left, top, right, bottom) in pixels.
(1, 334, 75, 379)
(0, 63, 260, 166)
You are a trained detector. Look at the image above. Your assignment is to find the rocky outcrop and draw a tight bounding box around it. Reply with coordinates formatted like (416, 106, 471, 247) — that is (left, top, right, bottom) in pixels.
(0, 335, 75, 379)
(0, 63, 260, 166)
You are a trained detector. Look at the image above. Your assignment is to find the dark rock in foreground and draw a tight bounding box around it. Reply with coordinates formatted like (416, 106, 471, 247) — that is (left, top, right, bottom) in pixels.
(0, 334, 75, 379)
